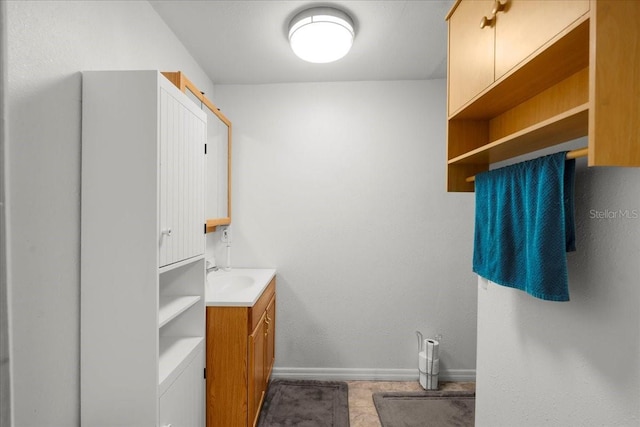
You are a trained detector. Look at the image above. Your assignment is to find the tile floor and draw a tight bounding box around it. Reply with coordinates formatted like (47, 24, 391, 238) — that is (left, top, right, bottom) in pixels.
(347, 381, 476, 427)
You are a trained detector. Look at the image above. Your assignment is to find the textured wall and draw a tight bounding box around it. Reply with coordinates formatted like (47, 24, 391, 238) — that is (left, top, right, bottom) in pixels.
(6, 2, 214, 425)
(475, 140, 640, 426)
(213, 80, 478, 379)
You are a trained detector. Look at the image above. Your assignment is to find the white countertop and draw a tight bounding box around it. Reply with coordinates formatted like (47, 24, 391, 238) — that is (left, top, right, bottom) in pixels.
(205, 268, 276, 307)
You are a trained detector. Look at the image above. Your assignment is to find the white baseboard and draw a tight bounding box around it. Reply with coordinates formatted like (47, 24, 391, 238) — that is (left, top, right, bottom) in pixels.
(271, 367, 476, 382)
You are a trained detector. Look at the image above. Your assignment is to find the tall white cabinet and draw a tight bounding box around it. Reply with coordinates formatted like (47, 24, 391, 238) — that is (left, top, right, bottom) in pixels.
(81, 70, 206, 426)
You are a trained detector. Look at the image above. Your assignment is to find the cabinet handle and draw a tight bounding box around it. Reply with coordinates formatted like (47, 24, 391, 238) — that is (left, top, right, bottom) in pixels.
(161, 228, 172, 236)
(480, 0, 508, 29)
(491, 0, 507, 16)
(480, 15, 494, 29)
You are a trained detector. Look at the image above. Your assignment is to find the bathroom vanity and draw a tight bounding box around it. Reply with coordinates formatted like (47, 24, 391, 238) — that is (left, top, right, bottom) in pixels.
(205, 269, 277, 427)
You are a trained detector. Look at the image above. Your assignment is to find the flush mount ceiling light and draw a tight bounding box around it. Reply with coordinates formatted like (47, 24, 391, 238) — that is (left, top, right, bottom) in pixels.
(288, 7, 355, 64)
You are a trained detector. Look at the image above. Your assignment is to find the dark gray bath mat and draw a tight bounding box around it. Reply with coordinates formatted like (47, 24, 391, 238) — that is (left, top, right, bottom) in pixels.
(257, 379, 350, 427)
(373, 390, 475, 427)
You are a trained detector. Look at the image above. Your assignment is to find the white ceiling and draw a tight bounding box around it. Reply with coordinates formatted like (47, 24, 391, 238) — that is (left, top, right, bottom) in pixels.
(150, 0, 454, 85)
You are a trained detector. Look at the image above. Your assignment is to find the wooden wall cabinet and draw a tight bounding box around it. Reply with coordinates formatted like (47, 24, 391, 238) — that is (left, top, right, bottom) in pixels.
(81, 70, 206, 426)
(446, 0, 640, 191)
(447, 0, 495, 115)
(206, 278, 276, 427)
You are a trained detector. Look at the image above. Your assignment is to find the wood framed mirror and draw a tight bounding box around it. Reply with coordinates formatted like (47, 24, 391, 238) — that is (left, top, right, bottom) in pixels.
(162, 71, 231, 233)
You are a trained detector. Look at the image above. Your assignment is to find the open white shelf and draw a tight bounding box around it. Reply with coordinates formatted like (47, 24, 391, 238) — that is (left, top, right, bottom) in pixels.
(158, 296, 201, 328)
(158, 336, 204, 396)
(159, 254, 204, 274)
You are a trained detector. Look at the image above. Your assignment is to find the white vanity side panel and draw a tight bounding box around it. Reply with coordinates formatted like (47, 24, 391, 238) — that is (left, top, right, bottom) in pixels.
(81, 71, 160, 425)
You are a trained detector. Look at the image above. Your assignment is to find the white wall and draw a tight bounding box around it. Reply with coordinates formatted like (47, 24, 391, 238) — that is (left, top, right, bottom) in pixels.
(1, 1, 10, 426)
(11, 0, 636, 425)
(213, 80, 478, 380)
(6, 1, 214, 425)
(475, 142, 640, 426)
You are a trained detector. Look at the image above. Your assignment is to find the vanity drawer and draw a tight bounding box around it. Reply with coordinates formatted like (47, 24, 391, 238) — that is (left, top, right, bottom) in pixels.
(249, 278, 275, 332)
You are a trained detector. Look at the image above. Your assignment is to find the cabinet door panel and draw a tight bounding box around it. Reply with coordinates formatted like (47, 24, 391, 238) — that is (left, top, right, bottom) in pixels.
(159, 86, 206, 267)
(448, 0, 495, 115)
(265, 297, 275, 382)
(248, 316, 266, 427)
(160, 347, 204, 427)
(495, 0, 589, 79)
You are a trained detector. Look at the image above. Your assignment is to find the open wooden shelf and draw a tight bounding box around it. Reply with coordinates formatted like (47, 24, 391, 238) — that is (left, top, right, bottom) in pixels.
(449, 103, 589, 166)
(206, 217, 231, 233)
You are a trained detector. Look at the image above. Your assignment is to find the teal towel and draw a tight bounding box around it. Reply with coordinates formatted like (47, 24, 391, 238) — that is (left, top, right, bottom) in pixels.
(473, 152, 576, 301)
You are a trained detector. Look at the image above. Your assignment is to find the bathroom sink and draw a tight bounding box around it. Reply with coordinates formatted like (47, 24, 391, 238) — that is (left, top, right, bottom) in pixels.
(209, 274, 254, 292)
(206, 268, 276, 307)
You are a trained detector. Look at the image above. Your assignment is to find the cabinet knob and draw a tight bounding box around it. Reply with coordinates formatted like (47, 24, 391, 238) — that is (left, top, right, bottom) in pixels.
(161, 228, 172, 236)
(491, 0, 507, 16)
(480, 15, 493, 29)
(481, 0, 508, 29)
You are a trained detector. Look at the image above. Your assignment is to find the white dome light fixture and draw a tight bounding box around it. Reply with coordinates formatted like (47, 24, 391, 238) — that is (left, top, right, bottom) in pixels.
(288, 7, 355, 64)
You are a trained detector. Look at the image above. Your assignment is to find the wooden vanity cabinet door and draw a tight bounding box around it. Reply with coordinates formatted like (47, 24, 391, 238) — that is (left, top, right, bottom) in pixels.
(265, 296, 275, 382)
(248, 312, 267, 427)
(448, 0, 495, 115)
(494, 0, 589, 79)
(247, 289, 275, 427)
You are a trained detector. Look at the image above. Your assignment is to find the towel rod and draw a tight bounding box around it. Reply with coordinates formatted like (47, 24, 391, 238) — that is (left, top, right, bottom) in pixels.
(464, 147, 588, 183)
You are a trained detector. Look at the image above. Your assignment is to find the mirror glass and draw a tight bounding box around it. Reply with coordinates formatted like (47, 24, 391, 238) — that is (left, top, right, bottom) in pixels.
(208, 108, 229, 220)
(183, 83, 231, 232)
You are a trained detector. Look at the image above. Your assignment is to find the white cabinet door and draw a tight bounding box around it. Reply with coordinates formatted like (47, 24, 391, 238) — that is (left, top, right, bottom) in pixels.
(159, 84, 206, 267)
(159, 347, 205, 427)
